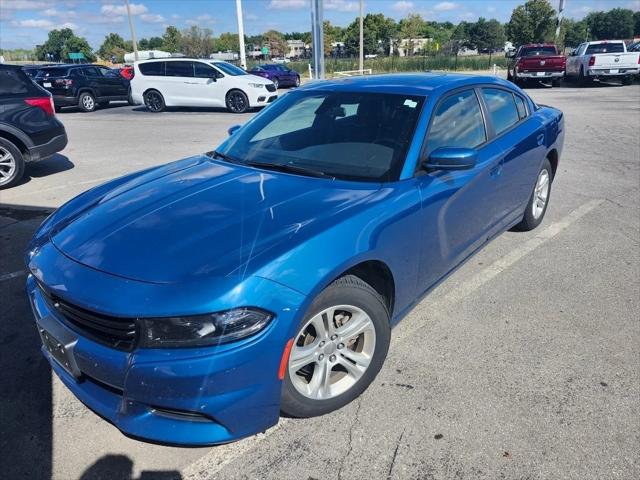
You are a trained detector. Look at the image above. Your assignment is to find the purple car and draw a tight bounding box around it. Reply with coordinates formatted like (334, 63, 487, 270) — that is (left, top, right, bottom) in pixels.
(248, 64, 300, 89)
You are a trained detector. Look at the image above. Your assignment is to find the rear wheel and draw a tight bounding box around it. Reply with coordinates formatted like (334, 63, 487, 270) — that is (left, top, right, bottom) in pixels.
(127, 88, 135, 105)
(513, 158, 553, 232)
(281, 275, 391, 418)
(78, 92, 96, 112)
(225, 90, 249, 113)
(0, 138, 25, 190)
(294, 75, 300, 87)
(144, 90, 165, 112)
(552, 78, 561, 87)
(621, 75, 633, 86)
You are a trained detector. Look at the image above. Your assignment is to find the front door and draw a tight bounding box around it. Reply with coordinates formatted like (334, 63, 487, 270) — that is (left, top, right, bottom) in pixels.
(417, 88, 504, 292)
(191, 62, 225, 107)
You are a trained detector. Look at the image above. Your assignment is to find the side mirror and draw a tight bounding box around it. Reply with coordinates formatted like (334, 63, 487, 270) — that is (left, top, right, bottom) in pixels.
(227, 124, 241, 136)
(423, 147, 477, 172)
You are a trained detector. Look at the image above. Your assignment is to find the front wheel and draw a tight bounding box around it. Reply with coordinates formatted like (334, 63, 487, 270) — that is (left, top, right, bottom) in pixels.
(281, 275, 391, 418)
(513, 158, 553, 232)
(225, 90, 249, 113)
(272, 77, 279, 89)
(578, 68, 589, 87)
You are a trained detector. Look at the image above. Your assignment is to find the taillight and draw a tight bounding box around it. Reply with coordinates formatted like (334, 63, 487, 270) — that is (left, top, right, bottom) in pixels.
(25, 97, 55, 116)
(588, 55, 595, 66)
(54, 78, 73, 87)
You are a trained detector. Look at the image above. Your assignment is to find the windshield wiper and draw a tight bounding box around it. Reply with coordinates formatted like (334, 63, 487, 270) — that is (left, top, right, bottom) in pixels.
(245, 161, 335, 180)
(211, 150, 243, 164)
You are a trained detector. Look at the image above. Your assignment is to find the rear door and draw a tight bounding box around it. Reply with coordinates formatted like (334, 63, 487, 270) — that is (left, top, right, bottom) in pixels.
(98, 66, 128, 97)
(164, 61, 196, 106)
(416, 88, 504, 291)
(80, 66, 110, 98)
(480, 87, 544, 223)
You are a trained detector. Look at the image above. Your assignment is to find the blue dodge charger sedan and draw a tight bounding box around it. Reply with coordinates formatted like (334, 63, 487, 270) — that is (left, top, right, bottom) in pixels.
(26, 73, 564, 445)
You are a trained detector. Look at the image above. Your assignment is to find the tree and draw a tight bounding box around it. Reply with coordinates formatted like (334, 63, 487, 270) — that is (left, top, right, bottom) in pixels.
(35, 28, 94, 62)
(161, 26, 182, 53)
(451, 21, 472, 52)
(399, 14, 426, 55)
(469, 18, 505, 53)
(263, 30, 287, 57)
(507, 0, 556, 46)
(179, 26, 214, 57)
(343, 13, 396, 56)
(635, 11, 640, 36)
(98, 33, 126, 62)
(586, 9, 634, 40)
(213, 33, 240, 52)
(562, 18, 588, 47)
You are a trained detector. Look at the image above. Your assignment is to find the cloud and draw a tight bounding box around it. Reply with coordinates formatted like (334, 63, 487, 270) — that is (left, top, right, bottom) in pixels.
(434, 1, 457, 12)
(42, 8, 59, 17)
(1, 0, 48, 10)
(245, 13, 259, 21)
(325, 0, 359, 12)
(140, 13, 166, 23)
(101, 3, 147, 16)
(268, 0, 306, 9)
(392, 1, 415, 13)
(13, 18, 53, 28)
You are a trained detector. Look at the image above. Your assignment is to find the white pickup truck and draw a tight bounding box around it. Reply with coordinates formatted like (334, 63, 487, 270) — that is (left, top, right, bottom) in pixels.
(565, 40, 639, 85)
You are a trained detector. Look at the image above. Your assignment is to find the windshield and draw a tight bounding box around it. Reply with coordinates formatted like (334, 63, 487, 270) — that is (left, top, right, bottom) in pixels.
(219, 90, 424, 182)
(210, 61, 246, 76)
(520, 46, 557, 57)
(585, 43, 625, 54)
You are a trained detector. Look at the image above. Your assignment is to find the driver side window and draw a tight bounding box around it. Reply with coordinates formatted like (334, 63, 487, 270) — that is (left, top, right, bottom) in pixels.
(425, 89, 486, 156)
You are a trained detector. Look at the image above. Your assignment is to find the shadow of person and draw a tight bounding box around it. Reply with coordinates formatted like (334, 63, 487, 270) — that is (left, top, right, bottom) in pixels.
(78, 455, 183, 480)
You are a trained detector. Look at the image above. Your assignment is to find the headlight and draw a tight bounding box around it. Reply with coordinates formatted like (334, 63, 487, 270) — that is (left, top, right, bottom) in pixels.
(139, 308, 273, 348)
(248, 83, 265, 88)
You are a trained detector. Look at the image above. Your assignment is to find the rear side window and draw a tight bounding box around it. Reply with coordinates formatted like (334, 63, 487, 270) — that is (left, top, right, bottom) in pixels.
(36, 67, 70, 78)
(165, 61, 194, 78)
(514, 95, 528, 120)
(0, 69, 30, 95)
(82, 67, 101, 77)
(482, 88, 520, 135)
(426, 89, 486, 154)
(585, 43, 625, 54)
(139, 62, 165, 76)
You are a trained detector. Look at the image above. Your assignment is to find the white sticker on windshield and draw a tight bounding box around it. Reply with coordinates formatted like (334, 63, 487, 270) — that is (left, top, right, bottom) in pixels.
(404, 99, 418, 108)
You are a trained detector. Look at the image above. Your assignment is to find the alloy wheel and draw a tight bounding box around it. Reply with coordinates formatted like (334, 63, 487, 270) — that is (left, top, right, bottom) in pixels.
(288, 304, 376, 400)
(145, 92, 163, 112)
(532, 168, 550, 219)
(227, 92, 247, 113)
(81, 94, 95, 111)
(0, 146, 16, 185)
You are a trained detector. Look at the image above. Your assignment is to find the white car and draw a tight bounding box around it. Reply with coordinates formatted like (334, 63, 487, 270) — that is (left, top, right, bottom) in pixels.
(565, 40, 640, 86)
(130, 58, 277, 113)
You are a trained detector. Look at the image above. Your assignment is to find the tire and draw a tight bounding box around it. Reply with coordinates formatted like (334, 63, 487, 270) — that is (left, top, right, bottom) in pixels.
(513, 158, 553, 232)
(78, 91, 96, 112)
(272, 77, 279, 89)
(621, 76, 632, 86)
(144, 90, 165, 113)
(225, 90, 249, 113)
(578, 67, 589, 87)
(294, 75, 300, 87)
(127, 88, 135, 105)
(552, 78, 561, 87)
(281, 274, 391, 418)
(0, 137, 26, 190)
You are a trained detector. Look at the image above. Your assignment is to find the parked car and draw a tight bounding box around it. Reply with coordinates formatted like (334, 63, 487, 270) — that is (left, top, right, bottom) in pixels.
(131, 58, 277, 113)
(506, 43, 566, 87)
(248, 63, 300, 89)
(0, 64, 68, 189)
(26, 73, 564, 445)
(565, 40, 640, 86)
(34, 64, 132, 112)
(271, 57, 291, 64)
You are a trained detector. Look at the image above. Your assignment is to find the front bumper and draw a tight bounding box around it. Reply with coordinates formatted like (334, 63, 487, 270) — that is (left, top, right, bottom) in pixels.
(26, 247, 304, 445)
(26, 133, 68, 162)
(517, 71, 564, 79)
(248, 87, 278, 107)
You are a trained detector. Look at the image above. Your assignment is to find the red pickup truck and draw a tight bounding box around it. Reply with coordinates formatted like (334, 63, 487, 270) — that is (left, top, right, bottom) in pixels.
(506, 44, 566, 87)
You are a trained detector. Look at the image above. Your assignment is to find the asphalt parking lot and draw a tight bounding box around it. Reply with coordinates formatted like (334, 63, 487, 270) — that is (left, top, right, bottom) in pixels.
(1, 81, 639, 480)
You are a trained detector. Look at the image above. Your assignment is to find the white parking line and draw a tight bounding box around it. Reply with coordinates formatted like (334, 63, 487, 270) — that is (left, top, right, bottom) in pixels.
(181, 198, 604, 479)
(0, 270, 26, 282)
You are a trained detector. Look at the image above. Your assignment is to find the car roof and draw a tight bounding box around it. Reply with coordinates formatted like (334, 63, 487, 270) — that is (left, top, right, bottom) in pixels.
(520, 43, 557, 47)
(298, 72, 512, 96)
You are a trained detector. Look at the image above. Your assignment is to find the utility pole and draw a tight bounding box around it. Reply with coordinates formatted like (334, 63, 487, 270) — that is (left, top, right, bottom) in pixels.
(359, 0, 364, 73)
(310, 0, 324, 79)
(555, 0, 565, 42)
(236, 0, 247, 69)
(124, 0, 139, 61)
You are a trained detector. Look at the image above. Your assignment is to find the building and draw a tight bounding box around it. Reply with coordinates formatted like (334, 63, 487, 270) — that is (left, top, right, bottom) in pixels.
(286, 39, 306, 59)
(395, 38, 434, 56)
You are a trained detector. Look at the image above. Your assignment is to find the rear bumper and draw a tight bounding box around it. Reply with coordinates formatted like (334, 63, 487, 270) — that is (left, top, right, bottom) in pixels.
(26, 132, 68, 162)
(52, 95, 78, 107)
(587, 68, 639, 77)
(517, 71, 564, 79)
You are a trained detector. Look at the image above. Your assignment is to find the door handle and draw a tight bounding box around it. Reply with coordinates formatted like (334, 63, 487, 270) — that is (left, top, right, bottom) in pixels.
(183, 81, 198, 84)
(536, 133, 545, 146)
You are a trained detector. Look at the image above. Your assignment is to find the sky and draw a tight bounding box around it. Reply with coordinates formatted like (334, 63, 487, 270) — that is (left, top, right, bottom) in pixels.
(0, 0, 639, 50)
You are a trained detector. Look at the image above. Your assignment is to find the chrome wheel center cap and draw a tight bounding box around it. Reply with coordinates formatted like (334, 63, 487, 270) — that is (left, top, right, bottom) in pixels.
(323, 342, 337, 356)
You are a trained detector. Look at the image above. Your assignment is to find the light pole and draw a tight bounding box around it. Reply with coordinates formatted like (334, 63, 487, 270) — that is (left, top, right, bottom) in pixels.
(310, 0, 324, 79)
(236, 0, 247, 69)
(124, 0, 139, 61)
(359, 0, 364, 73)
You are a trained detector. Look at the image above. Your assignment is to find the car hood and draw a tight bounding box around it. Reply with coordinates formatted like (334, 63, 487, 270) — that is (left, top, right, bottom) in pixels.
(50, 155, 379, 284)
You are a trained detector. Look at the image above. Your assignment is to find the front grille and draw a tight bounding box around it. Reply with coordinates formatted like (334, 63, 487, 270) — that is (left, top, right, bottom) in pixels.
(38, 284, 138, 351)
(266, 83, 276, 92)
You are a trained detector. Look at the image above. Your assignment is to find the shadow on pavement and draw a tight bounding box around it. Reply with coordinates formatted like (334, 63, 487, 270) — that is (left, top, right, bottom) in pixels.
(16, 154, 74, 187)
(0, 205, 53, 480)
(78, 455, 182, 480)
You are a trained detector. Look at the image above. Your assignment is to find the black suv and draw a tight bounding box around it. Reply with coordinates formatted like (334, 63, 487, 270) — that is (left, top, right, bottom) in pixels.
(35, 64, 132, 112)
(0, 64, 68, 189)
